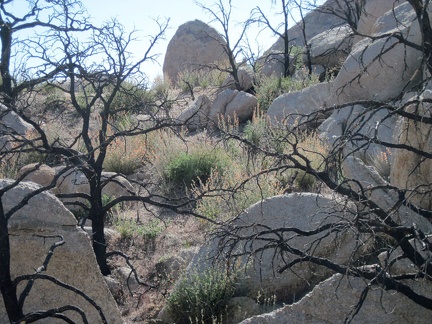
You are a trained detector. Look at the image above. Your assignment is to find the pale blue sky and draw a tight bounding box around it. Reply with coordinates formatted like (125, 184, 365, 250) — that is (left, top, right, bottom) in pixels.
(10, 0, 324, 82)
(82, 0, 277, 80)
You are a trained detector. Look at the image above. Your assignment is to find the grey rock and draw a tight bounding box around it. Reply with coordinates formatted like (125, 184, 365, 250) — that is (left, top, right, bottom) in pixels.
(240, 273, 432, 324)
(304, 25, 353, 69)
(329, 2, 422, 105)
(163, 20, 228, 85)
(209, 89, 257, 125)
(177, 95, 212, 131)
(0, 179, 123, 323)
(267, 82, 332, 128)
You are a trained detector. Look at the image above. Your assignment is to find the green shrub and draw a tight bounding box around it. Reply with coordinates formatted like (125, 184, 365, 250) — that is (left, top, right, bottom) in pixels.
(243, 117, 267, 147)
(113, 217, 164, 244)
(164, 149, 228, 190)
(104, 131, 147, 175)
(166, 267, 236, 324)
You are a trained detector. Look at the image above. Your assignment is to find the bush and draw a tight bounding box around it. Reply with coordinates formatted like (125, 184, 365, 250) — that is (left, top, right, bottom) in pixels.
(104, 128, 147, 175)
(166, 267, 236, 324)
(113, 217, 164, 249)
(163, 148, 228, 190)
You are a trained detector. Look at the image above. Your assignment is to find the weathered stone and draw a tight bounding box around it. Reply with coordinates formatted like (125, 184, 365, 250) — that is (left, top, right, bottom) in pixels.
(17, 163, 56, 187)
(163, 20, 228, 85)
(240, 273, 432, 323)
(186, 193, 356, 303)
(209, 89, 257, 125)
(267, 82, 332, 128)
(221, 69, 254, 92)
(304, 25, 353, 69)
(329, 2, 422, 105)
(0, 179, 122, 323)
(177, 95, 212, 131)
(257, 51, 296, 78)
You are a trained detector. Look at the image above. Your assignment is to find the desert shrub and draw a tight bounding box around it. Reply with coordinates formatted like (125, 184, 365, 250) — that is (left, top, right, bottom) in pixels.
(242, 116, 267, 147)
(152, 74, 170, 98)
(164, 148, 228, 190)
(109, 81, 156, 114)
(104, 121, 147, 175)
(166, 267, 236, 324)
(113, 216, 164, 249)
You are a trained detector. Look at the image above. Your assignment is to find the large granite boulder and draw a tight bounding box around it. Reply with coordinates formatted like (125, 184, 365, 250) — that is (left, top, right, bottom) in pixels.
(0, 179, 122, 323)
(209, 89, 257, 125)
(185, 193, 355, 301)
(304, 25, 353, 69)
(17, 165, 135, 211)
(177, 95, 212, 131)
(163, 20, 228, 85)
(329, 2, 423, 105)
(267, 82, 332, 128)
(240, 273, 432, 323)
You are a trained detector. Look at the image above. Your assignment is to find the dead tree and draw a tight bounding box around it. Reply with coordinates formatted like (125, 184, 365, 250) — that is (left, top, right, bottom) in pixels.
(195, 0, 251, 91)
(214, 0, 432, 320)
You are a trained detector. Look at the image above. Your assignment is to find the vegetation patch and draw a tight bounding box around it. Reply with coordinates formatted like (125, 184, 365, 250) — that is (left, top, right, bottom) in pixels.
(166, 267, 236, 324)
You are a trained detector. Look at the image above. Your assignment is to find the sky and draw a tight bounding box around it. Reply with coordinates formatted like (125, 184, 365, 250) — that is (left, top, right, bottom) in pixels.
(9, 0, 324, 83)
(81, 0, 278, 81)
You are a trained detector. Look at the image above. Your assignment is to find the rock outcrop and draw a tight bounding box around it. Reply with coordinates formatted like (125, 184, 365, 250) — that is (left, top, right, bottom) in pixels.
(163, 20, 228, 85)
(159, 193, 357, 323)
(267, 82, 332, 128)
(17, 164, 135, 211)
(240, 273, 432, 324)
(0, 179, 122, 323)
(329, 2, 423, 105)
(304, 25, 353, 70)
(209, 89, 257, 125)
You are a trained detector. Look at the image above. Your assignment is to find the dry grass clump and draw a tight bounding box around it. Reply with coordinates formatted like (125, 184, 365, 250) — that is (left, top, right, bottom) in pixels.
(104, 133, 148, 175)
